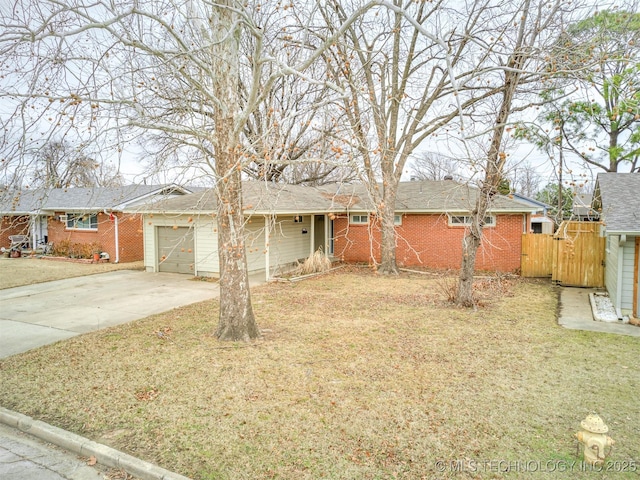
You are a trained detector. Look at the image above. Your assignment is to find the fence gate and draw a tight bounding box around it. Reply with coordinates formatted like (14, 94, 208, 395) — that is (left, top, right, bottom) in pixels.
(521, 233, 553, 277)
(521, 221, 605, 288)
(552, 221, 605, 287)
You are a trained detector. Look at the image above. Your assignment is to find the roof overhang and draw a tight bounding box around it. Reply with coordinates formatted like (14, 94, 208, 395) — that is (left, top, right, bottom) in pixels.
(0, 210, 34, 216)
(137, 208, 537, 216)
(393, 209, 538, 214)
(602, 229, 640, 237)
(112, 184, 193, 210)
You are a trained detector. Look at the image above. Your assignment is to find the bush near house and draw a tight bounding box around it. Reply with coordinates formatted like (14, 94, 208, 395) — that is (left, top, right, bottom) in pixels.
(52, 240, 102, 259)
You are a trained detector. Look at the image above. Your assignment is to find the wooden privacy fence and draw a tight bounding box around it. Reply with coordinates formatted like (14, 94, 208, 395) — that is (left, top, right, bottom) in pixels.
(521, 233, 554, 277)
(521, 221, 605, 287)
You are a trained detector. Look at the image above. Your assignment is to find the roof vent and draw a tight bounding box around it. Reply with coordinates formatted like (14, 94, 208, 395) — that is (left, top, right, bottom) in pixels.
(443, 175, 453, 181)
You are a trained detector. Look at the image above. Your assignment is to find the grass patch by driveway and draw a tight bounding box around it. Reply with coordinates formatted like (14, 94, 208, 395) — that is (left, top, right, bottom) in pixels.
(0, 270, 638, 479)
(0, 257, 144, 289)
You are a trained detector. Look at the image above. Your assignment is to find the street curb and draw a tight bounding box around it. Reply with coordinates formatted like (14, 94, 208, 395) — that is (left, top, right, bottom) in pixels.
(0, 407, 192, 480)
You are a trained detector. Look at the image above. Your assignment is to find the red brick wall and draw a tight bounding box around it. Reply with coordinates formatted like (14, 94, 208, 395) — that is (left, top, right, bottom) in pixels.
(47, 212, 144, 263)
(333, 213, 525, 272)
(0, 216, 30, 249)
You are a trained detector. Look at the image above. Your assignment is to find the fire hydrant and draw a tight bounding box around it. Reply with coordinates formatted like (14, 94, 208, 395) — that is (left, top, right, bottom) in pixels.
(575, 414, 615, 466)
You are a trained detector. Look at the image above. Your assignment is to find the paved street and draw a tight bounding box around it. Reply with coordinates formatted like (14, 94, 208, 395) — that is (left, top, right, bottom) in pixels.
(0, 423, 105, 480)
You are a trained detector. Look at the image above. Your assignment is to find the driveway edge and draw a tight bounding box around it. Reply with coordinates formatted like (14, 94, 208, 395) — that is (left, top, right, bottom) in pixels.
(0, 407, 192, 480)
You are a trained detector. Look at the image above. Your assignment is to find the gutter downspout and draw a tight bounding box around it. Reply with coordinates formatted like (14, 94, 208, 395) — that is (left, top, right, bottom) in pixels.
(104, 209, 120, 263)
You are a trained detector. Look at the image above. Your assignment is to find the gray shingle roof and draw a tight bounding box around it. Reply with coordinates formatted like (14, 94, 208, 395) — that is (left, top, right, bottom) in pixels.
(596, 173, 640, 234)
(136, 181, 344, 214)
(0, 185, 188, 214)
(137, 180, 537, 215)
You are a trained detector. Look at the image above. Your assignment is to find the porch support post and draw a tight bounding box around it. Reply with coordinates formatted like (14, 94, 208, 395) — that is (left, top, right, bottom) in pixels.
(324, 214, 329, 257)
(29, 214, 36, 249)
(310, 214, 315, 256)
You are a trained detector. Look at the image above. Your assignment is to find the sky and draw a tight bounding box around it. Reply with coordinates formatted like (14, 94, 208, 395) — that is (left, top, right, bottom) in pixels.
(0, 0, 634, 193)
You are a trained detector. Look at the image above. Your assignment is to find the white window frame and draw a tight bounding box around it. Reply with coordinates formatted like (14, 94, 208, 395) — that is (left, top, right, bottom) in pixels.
(448, 214, 496, 227)
(394, 214, 402, 226)
(66, 213, 98, 230)
(350, 214, 369, 225)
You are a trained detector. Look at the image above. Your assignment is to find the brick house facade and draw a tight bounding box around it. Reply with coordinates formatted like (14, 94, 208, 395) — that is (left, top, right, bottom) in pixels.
(1, 185, 189, 262)
(333, 212, 527, 272)
(46, 212, 144, 263)
(138, 181, 538, 278)
(0, 215, 30, 249)
(4, 181, 537, 273)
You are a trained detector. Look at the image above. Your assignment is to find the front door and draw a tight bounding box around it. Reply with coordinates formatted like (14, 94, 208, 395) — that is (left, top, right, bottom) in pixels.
(314, 215, 325, 253)
(32, 215, 49, 247)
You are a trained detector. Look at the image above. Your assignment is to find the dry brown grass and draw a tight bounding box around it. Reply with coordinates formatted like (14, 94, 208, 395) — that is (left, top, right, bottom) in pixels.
(295, 249, 333, 276)
(0, 257, 144, 289)
(0, 269, 638, 479)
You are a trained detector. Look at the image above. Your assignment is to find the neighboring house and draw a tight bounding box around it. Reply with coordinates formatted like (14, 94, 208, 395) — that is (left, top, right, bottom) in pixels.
(511, 192, 554, 234)
(593, 173, 640, 319)
(573, 193, 599, 221)
(0, 184, 190, 262)
(137, 179, 538, 279)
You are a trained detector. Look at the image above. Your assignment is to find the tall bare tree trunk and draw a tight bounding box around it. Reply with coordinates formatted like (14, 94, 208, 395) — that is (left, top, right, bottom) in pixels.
(215, 154, 259, 341)
(379, 173, 399, 275)
(457, 191, 490, 307)
(456, 1, 531, 307)
(212, 2, 259, 340)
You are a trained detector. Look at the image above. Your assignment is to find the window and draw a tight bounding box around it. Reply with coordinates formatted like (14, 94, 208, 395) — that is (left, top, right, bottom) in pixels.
(350, 214, 368, 224)
(66, 213, 98, 230)
(293, 215, 304, 223)
(394, 214, 402, 226)
(448, 215, 495, 227)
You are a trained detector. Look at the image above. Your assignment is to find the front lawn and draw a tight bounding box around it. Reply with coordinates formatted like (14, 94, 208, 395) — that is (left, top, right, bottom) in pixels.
(0, 257, 144, 289)
(0, 270, 638, 479)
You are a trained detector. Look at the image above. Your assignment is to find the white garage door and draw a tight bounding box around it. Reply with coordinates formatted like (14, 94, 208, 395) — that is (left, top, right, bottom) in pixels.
(157, 227, 195, 274)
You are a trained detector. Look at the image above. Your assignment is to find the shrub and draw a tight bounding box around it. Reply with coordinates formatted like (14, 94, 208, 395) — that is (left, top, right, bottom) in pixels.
(51, 240, 102, 259)
(435, 274, 458, 303)
(52, 240, 71, 257)
(296, 248, 332, 276)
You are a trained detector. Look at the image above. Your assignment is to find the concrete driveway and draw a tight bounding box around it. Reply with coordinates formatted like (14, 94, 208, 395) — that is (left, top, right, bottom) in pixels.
(0, 270, 219, 359)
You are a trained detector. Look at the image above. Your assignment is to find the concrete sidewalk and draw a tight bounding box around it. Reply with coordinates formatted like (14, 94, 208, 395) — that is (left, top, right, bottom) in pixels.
(558, 287, 640, 337)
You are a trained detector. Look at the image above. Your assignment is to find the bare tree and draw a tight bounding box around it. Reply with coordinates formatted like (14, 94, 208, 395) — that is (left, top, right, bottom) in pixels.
(30, 140, 123, 188)
(410, 152, 463, 181)
(455, 0, 576, 306)
(242, 68, 353, 185)
(315, 0, 517, 275)
(504, 160, 543, 197)
(0, 0, 263, 340)
(0, 0, 393, 340)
